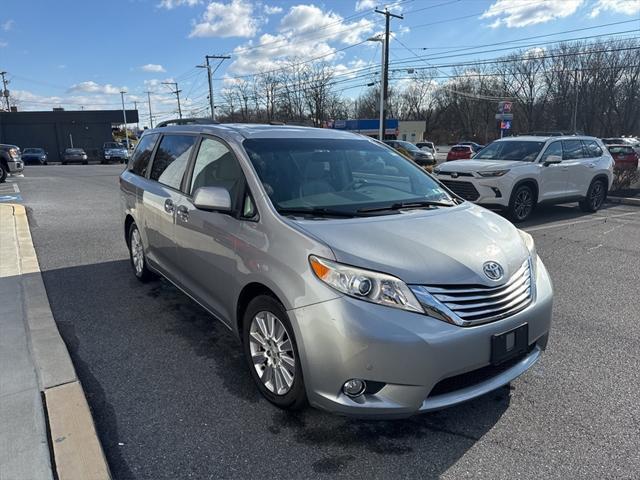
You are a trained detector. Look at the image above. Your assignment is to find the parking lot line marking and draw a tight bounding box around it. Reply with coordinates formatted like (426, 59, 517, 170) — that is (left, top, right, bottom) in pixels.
(525, 211, 640, 232)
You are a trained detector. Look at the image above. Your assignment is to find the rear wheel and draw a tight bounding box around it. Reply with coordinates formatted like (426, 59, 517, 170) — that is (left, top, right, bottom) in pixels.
(242, 295, 306, 410)
(128, 222, 155, 282)
(579, 178, 607, 212)
(508, 184, 536, 223)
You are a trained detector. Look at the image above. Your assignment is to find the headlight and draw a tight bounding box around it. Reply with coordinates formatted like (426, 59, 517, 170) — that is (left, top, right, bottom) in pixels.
(433, 167, 441, 174)
(518, 229, 537, 275)
(309, 255, 424, 313)
(477, 169, 510, 177)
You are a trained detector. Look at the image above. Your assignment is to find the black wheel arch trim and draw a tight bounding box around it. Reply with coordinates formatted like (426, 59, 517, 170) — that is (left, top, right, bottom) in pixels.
(510, 178, 539, 203)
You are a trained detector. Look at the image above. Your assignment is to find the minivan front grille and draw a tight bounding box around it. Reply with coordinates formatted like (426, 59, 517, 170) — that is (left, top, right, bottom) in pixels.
(421, 260, 533, 326)
(440, 180, 480, 201)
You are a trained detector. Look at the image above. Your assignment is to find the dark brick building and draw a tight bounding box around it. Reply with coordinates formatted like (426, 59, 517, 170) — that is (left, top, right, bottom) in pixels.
(0, 109, 138, 161)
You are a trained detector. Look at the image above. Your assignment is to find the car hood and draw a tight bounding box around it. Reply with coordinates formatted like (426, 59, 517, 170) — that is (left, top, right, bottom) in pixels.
(439, 159, 525, 172)
(291, 203, 529, 285)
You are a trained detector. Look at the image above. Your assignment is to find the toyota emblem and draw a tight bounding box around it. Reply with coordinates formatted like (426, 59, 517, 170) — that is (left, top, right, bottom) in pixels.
(483, 261, 504, 281)
(451, 172, 459, 178)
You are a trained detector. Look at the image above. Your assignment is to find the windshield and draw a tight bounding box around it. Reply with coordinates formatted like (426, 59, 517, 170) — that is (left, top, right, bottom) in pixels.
(474, 141, 544, 161)
(24, 148, 43, 154)
(608, 146, 633, 154)
(243, 138, 453, 216)
(66, 149, 83, 153)
(104, 142, 122, 148)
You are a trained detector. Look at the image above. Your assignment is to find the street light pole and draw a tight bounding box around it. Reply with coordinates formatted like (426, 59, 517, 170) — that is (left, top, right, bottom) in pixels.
(572, 68, 579, 133)
(145, 91, 154, 128)
(198, 55, 230, 122)
(375, 9, 403, 140)
(162, 82, 182, 119)
(367, 36, 385, 140)
(120, 90, 130, 151)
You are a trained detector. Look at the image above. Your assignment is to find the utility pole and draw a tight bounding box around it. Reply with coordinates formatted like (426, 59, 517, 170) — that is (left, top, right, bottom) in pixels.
(375, 9, 402, 140)
(162, 81, 182, 119)
(133, 101, 139, 131)
(198, 55, 230, 121)
(572, 68, 579, 134)
(146, 91, 154, 128)
(0, 71, 10, 111)
(120, 90, 130, 151)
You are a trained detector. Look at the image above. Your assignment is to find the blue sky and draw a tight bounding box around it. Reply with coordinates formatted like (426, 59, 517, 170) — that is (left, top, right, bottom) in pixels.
(1, 0, 638, 126)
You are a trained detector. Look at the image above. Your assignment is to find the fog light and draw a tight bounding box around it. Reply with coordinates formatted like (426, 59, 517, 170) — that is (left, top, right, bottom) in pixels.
(343, 379, 366, 397)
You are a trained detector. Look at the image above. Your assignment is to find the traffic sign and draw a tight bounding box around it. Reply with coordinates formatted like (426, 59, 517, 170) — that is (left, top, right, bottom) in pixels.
(500, 120, 512, 130)
(495, 113, 513, 121)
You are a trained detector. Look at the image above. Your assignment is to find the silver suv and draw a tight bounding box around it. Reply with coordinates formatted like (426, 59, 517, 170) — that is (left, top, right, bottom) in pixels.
(120, 122, 553, 417)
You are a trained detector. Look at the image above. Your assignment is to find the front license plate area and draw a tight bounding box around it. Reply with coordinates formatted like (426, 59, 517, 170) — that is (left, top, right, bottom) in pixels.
(491, 323, 528, 365)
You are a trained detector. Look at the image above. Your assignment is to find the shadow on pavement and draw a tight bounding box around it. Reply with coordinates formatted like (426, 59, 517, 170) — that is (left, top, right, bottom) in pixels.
(41, 259, 511, 478)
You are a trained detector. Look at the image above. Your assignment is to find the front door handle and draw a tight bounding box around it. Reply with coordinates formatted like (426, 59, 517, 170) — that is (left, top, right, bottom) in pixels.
(176, 205, 189, 222)
(164, 199, 175, 214)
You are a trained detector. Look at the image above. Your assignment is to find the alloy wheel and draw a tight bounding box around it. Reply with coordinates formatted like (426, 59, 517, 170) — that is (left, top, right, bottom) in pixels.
(590, 182, 605, 210)
(514, 188, 533, 220)
(130, 228, 145, 276)
(249, 311, 296, 395)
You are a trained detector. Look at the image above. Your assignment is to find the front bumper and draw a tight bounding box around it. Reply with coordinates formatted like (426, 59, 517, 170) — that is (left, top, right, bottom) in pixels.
(436, 174, 511, 207)
(7, 159, 24, 173)
(289, 256, 552, 418)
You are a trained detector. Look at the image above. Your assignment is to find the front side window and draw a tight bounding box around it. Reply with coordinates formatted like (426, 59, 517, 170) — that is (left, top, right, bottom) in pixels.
(190, 137, 247, 212)
(583, 140, 603, 158)
(540, 141, 563, 162)
(243, 137, 452, 216)
(474, 141, 544, 161)
(150, 135, 196, 190)
(562, 140, 586, 160)
(129, 133, 158, 177)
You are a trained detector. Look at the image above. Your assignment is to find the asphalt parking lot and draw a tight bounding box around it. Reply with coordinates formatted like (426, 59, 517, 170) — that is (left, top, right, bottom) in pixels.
(9, 164, 640, 479)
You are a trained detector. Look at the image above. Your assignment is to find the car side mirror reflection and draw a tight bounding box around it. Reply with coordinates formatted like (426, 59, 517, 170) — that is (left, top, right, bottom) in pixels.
(543, 155, 562, 166)
(192, 186, 232, 212)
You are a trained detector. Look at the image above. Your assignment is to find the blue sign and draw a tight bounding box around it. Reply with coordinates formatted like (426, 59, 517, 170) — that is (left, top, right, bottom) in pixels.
(500, 120, 512, 130)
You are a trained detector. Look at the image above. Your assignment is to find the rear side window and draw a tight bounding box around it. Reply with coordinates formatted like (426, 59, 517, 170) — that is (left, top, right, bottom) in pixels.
(129, 134, 158, 177)
(150, 135, 197, 190)
(562, 140, 586, 160)
(583, 140, 603, 158)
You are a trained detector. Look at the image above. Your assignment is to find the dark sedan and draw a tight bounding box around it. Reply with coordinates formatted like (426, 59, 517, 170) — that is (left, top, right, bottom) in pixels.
(21, 148, 48, 165)
(62, 148, 88, 165)
(383, 140, 436, 170)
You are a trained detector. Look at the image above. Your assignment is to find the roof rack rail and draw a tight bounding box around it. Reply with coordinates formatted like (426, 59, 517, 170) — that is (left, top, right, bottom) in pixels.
(155, 118, 219, 128)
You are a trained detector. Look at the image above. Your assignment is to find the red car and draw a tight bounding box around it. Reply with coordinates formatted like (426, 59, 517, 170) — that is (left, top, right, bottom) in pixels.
(607, 144, 639, 170)
(446, 145, 474, 161)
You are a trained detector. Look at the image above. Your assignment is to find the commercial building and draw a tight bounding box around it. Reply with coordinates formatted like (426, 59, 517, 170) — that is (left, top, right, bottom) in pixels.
(397, 120, 427, 143)
(331, 118, 399, 138)
(0, 109, 138, 161)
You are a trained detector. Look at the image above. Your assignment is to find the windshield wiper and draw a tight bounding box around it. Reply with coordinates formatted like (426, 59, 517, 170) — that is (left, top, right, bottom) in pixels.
(277, 207, 364, 218)
(357, 200, 455, 213)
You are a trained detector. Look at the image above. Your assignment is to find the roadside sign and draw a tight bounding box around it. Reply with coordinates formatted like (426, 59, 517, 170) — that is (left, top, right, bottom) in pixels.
(498, 101, 512, 113)
(500, 120, 512, 130)
(495, 113, 513, 121)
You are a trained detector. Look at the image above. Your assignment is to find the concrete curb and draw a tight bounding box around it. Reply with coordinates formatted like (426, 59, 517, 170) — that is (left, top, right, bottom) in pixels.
(607, 196, 640, 206)
(7, 204, 111, 480)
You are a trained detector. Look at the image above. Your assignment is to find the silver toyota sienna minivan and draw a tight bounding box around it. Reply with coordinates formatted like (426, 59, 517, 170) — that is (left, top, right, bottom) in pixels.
(120, 122, 553, 418)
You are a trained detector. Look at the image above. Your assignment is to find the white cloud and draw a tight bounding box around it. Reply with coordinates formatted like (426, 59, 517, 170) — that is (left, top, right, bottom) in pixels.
(2, 19, 14, 31)
(264, 5, 283, 15)
(157, 0, 200, 9)
(590, 0, 640, 17)
(68, 81, 124, 95)
(190, 0, 258, 38)
(140, 63, 166, 73)
(481, 0, 584, 28)
(355, 0, 377, 11)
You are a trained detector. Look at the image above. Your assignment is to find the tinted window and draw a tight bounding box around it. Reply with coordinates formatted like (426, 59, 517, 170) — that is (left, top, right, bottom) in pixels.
(583, 140, 603, 158)
(608, 146, 634, 155)
(562, 140, 586, 160)
(474, 141, 544, 161)
(190, 137, 246, 210)
(150, 135, 196, 190)
(540, 141, 563, 162)
(451, 146, 471, 153)
(129, 133, 158, 177)
(243, 138, 452, 215)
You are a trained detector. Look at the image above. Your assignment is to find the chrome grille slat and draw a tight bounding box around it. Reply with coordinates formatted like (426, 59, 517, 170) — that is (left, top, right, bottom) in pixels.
(421, 259, 533, 326)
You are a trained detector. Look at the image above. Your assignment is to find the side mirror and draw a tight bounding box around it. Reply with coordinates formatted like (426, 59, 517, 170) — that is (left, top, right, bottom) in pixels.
(192, 186, 232, 212)
(543, 155, 562, 166)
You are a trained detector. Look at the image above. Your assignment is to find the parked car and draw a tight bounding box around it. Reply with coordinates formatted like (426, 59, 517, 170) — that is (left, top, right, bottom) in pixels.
(446, 145, 474, 161)
(458, 141, 485, 153)
(0, 144, 24, 182)
(102, 142, 129, 164)
(62, 148, 88, 165)
(383, 140, 436, 170)
(120, 123, 553, 417)
(415, 141, 436, 155)
(21, 148, 48, 165)
(607, 144, 639, 170)
(435, 135, 613, 222)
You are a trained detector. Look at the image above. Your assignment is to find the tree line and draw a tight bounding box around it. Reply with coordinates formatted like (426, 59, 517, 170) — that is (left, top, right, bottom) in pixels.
(215, 38, 639, 143)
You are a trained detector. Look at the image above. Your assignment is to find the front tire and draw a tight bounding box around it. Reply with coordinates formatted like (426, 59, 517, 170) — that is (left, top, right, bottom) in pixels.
(508, 184, 536, 223)
(128, 222, 155, 282)
(242, 295, 306, 410)
(579, 178, 607, 212)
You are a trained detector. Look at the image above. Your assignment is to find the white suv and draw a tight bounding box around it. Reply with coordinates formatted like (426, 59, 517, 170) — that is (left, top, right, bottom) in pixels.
(434, 135, 614, 222)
